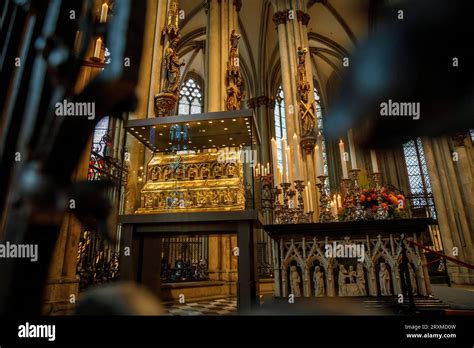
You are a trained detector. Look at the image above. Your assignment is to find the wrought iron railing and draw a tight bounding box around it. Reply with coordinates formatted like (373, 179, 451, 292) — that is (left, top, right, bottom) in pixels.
(76, 132, 128, 291)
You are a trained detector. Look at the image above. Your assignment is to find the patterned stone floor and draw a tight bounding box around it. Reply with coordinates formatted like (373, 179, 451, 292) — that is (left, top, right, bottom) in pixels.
(164, 297, 237, 316)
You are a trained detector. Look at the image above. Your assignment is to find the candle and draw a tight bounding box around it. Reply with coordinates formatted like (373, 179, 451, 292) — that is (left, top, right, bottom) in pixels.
(370, 150, 379, 173)
(278, 166, 283, 185)
(271, 138, 279, 182)
(281, 138, 287, 182)
(331, 200, 337, 217)
(286, 146, 293, 183)
(267, 162, 270, 174)
(315, 144, 324, 177)
(93, 37, 102, 58)
(293, 133, 300, 180)
(308, 181, 314, 211)
(339, 140, 349, 179)
(337, 194, 342, 209)
(347, 129, 357, 169)
(304, 186, 311, 212)
(100, 2, 109, 23)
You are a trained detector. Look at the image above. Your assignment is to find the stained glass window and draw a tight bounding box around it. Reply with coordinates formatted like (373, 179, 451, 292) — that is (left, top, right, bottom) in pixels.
(314, 86, 328, 176)
(178, 78, 203, 115)
(402, 137, 436, 219)
(274, 86, 286, 167)
(92, 116, 110, 156)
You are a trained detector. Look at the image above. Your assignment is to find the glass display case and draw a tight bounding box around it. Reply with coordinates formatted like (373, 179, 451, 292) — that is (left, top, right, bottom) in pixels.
(124, 109, 261, 213)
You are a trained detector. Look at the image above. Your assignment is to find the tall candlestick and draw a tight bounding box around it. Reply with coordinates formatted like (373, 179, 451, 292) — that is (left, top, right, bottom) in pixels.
(93, 37, 102, 59)
(337, 194, 342, 209)
(304, 186, 311, 212)
(266, 162, 270, 175)
(286, 146, 293, 183)
(278, 166, 283, 185)
(281, 138, 287, 182)
(292, 133, 300, 180)
(308, 181, 314, 211)
(370, 150, 379, 173)
(100, 2, 109, 23)
(347, 128, 357, 169)
(315, 144, 324, 177)
(271, 138, 279, 181)
(339, 140, 349, 179)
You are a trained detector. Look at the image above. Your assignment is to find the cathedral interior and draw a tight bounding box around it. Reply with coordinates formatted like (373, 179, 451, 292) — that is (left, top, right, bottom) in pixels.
(1, 0, 474, 328)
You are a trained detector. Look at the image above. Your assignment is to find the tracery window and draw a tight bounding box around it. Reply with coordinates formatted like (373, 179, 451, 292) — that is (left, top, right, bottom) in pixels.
(274, 86, 286, 167)
(402, 137, 436, 219)
(178, 77, 203, 115)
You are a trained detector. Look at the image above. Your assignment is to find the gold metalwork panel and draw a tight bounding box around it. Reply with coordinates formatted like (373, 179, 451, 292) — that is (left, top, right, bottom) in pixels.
(136, 151, 245, 213)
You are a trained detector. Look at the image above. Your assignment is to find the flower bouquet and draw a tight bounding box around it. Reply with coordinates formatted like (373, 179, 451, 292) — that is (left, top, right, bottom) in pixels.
(338, 187, 410, 221)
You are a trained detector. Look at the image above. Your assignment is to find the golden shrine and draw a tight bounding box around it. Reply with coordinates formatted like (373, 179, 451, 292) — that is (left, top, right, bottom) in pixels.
(136, 150, 245, 213)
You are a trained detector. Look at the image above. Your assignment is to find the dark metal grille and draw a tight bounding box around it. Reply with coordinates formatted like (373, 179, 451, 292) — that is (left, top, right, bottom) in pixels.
(257, 230, 274, 278)
(161, 236, 209, 282)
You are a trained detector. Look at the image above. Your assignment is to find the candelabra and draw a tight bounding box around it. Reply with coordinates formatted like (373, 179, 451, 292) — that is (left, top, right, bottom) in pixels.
(294, 180, 310, 223)
(348, 169, 366, 221)
(269, 181, 312, 224)
(316, 175, 334, 222)
(372, 172, 389, 220)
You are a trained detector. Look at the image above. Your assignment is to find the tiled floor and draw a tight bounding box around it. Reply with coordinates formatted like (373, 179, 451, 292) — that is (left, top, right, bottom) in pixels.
(164, 297, 237, 316)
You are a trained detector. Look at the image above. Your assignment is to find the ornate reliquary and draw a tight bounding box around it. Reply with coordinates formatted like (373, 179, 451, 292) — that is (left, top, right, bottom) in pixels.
(136, 150, 245, 213)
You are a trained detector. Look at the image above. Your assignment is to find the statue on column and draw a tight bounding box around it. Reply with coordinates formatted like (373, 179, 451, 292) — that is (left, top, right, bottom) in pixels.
(313, 266, 325, 297)
(296, 46, 316, 146)
(155, 0, 185, 116)
(164, 34, 185, 95)
(379, 262, 392, 296)
(290, 265, 302, 297)
(226, 30, 243, 110)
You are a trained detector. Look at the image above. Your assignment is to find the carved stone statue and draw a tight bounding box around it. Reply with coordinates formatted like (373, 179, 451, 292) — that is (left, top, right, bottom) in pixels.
(313, 266, 325, 297)
(345, 265, 360, 296)
(290, 265, 302, 297)
(226, 30, 243, 110)
(297, 46, 310, 103)
(227, 30, 241, 75)
(226, 85, 242, 111)
(338, 264, 348, 296)
(296, 46, 315, 136)
(408, 263, 418, 295)
(164, 34, 185, 95)
(379, 262, 392, 296)
(356, 263, 367, 296)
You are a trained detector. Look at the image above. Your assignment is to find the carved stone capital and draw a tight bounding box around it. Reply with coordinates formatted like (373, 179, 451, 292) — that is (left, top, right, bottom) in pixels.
(300, 134, 317, 154)
(451, 132, 469, 147)
(247, 96, 275, 109)
(296, 10, 310, 26)
(233, 0, 242, 12)
(272, 10, 289, 28)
